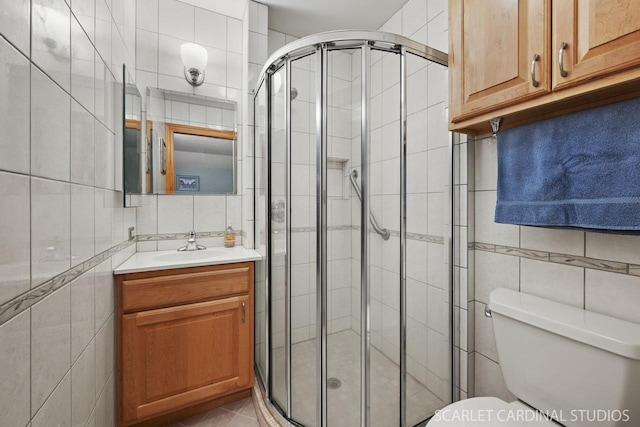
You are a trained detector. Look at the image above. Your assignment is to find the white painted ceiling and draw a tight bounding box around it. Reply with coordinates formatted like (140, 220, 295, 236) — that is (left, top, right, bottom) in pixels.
(182, 0, 248, 19)
(260, 0, 409, 37)
(181, 0, 409, 38)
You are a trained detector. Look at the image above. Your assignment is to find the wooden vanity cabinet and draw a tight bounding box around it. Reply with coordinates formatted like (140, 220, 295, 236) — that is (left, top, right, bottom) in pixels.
(449, 0, 640, 134)
(116, 262, 254, 427)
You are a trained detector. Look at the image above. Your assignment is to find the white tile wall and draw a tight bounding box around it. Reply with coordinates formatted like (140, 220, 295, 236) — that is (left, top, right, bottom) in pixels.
(471, 133, 640, 402)
(31, 285, 71, 416)
(135, 0, 249, 250)
(0, 310, 30, 427)
(0, 2, 136, 426)
(0, 38, 30, 174)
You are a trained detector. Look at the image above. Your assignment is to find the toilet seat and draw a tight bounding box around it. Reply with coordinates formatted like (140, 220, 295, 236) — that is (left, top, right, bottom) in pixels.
(427, 397, 558, 426)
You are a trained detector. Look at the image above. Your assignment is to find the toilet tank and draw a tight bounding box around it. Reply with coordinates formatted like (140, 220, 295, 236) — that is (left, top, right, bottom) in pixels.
(489, 288, 640, 427)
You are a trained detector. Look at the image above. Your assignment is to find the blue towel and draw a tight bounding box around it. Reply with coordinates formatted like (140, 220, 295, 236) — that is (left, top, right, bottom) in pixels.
(495, 96, 640, 233)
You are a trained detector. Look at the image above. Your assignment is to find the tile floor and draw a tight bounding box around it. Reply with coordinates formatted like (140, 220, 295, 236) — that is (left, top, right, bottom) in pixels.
(164, 397, 260, 427)
(167, 330, 444, 427)
(272, 330, 444, 427)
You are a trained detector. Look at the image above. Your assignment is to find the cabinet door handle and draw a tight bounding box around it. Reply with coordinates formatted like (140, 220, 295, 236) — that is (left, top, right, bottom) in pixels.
(558, 42, 568, 77)
(530, 53, 540, 87)
(241, 302, 246, 323)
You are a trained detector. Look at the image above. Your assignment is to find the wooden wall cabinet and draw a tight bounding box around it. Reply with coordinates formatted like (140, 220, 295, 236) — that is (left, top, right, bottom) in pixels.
(117, 262, 254, 427)
(449, 0, 640, 134)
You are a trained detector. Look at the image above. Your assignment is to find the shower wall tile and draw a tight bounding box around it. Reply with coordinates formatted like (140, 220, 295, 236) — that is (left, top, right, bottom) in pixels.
(0, 37, 30, 174)
(136, 29, 159, 73)
(474, 352, 515, 402)
(0, 0, 30, 55)
(72, 0, 95, 41)
(158, 195, 194, 233)
(158, 0, 194, 42)
(586, 232, 640, 265)
(194, 196, 227, 231)
(520, 258, 584, 308)
(71, 100, 96, 186)
(474, 251, 519, 305)
(32, 0, 72, 92)
(585, 269, 640, 324)
(95, 314, 115, 396)
(0, 310, 31, 427)
(71, 184, 96, 266)
(426, 9, 448, 53)
(94, 188, 114, 253)
(31, 178, 71, 288)
(520, 226, 584, 257)
(0, 0, 134, 426)
(94, 259, 114, 331)
(31, 66, 71, 182)
(474, 190, 519, 247)
(137, 0, 158, 32)
(427, 64, 447, 107)
(402, 0, 428, 37)
(31, 285, 71, 416)
(32, 372, 71, 427)
(195, 9, 226, 50)
(70, 270, 95, 362)
(427, 102, 448, 149)
(474, 302, 498, 362)
(71, 18, 96, 114)
(0, 172, 31, 304)
(71, 339, 96, 427)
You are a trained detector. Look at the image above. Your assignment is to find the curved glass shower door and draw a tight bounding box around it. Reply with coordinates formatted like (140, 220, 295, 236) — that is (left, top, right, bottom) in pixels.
(254, 31, 453, 427)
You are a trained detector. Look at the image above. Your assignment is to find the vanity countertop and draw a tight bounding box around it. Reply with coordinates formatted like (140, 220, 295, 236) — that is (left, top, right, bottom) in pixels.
(114, 246, 262, 275)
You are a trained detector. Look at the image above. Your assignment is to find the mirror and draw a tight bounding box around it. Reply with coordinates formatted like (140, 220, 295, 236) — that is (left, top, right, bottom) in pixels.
(123, 65, 143, 207)
(146, 88, 237, 195)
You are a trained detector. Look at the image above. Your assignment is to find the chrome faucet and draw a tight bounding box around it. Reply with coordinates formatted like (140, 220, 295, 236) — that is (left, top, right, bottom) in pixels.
(177, 230, 207, 251)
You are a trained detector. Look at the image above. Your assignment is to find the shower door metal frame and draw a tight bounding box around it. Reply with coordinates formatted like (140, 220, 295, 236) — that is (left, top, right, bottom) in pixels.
(359, 42, 371, 427)
(316, 44, 329, 427)
(254, 30, 451, 427)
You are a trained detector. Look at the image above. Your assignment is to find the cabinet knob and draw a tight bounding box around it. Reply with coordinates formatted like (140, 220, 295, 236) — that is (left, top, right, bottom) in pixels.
(558, 42, 569, 77)
(241, 302, 246, 323)
(530, 53, 540, 87)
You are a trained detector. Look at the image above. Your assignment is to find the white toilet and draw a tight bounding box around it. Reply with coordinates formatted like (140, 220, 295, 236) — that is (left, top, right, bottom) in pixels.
(429, 288, 640, 426)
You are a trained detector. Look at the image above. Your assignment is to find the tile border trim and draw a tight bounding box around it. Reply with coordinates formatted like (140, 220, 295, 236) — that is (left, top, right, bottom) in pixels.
(471, 242, 633, 275)
(0, 239, 135, 327)
(137, 229, 244, 241)
(270, 225, 445, 244)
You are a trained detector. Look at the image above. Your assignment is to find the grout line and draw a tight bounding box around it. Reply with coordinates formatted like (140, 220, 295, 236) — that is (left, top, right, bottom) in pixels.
(28, 10, 33, 417)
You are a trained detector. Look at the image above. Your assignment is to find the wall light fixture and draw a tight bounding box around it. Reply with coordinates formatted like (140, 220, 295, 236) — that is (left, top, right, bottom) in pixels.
(181, 43, 208, 86)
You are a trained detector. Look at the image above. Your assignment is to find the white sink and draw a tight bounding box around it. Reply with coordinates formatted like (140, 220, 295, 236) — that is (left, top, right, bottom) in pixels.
(152, 249, 225, 263)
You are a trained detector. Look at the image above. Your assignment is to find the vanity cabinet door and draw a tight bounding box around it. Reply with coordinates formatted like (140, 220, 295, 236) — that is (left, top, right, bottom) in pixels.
(552, 0, 640, 90)
(121, 295, 253, 425)
(449, 0, 551, 122)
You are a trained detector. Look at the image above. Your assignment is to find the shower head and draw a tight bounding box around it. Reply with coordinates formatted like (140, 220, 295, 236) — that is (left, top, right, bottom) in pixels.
(291, 87, 298, 100)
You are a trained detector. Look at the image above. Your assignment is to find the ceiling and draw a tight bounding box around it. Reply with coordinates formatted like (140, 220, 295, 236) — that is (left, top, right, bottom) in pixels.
(178, 0, 409, 38)
(181, 0, 248, 19)
(259, 0, 409, 37)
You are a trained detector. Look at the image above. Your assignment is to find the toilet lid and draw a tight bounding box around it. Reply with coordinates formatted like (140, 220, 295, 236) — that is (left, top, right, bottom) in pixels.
(427, 397, 557, 426)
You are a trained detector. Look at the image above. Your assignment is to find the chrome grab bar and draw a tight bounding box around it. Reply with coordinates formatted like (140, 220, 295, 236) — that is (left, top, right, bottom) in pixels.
(349, 170, 390, 241)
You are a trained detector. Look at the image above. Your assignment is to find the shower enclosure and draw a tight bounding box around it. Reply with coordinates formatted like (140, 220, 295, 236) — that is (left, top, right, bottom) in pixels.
(254, 31, 453, 427)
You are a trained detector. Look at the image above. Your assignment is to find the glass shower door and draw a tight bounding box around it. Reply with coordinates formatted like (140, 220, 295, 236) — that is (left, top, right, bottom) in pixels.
(270, 65, 288, 411)
(290, 52, 318, 426)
